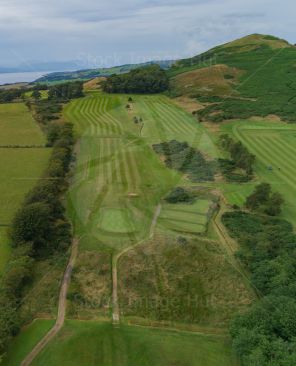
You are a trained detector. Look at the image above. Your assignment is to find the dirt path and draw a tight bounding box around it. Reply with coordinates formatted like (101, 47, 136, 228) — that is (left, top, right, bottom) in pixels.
(21, 238, 79, 366)
(112, 204, 162, 324)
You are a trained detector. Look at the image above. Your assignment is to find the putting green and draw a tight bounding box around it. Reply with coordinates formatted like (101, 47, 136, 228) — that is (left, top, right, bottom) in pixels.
(99, 208, 136, 233)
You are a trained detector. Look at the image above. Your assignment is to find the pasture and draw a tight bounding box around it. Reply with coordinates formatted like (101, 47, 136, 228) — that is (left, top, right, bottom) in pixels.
(0, 103, 46, 145)
(29, 321, 237, 366)
(221, 120, 296, 225)
(159, 199, 212, 234)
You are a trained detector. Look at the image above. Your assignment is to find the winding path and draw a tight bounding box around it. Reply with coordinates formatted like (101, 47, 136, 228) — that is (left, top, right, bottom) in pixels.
(21, 238, 79, 366)
(112, 204, 162, 323)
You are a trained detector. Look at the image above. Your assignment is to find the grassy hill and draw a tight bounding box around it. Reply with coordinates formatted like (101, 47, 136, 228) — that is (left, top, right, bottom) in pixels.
(169, 34, 296, 122)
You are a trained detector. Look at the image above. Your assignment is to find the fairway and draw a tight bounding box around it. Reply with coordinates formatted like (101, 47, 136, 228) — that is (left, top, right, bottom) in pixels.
(223, 120, 296, 225)
(0, 103, 46, 145)
(159, 200, 212, 234)
(30, 321, 237, 366)
(65, 92, 218, 252)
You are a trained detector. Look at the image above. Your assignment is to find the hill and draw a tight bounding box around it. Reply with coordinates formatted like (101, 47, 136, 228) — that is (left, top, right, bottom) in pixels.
(169, 34, 296, 122)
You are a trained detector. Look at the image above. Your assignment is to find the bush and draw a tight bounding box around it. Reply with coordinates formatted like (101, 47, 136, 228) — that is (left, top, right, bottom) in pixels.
(165, 187, 195, 204)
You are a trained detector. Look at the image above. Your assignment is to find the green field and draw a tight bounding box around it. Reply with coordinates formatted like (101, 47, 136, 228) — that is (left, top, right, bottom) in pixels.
(221, 120, 296, 225)
(0, 103, 46, 145)
(29, 321, 237, 366)
(2, 320, 55, 366)
(159, 199, 212, 234)
(0, 103, 50, 273)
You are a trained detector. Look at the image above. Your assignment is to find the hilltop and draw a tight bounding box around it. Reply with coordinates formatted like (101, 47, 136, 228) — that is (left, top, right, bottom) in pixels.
(169, 34, 296, 122)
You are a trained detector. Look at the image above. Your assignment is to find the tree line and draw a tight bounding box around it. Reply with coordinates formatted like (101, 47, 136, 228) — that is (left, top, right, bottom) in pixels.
(102, 65, 169, 94)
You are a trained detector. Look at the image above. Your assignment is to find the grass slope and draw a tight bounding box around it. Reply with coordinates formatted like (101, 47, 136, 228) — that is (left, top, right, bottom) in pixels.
(30, 321, 237, 366)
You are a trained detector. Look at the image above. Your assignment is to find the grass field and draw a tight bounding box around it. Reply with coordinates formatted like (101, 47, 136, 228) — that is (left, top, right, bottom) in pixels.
(221, 119, 296, 225)
(29, 321, 237, 366)
(0, 103, 50, 274)
(159, 199, 212, 234)
(2, 319, 55, 366)
(0, 103, 46, 145)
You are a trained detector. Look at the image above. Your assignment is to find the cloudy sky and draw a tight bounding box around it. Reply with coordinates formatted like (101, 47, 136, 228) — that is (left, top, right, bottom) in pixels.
(0, 0, 295, 69)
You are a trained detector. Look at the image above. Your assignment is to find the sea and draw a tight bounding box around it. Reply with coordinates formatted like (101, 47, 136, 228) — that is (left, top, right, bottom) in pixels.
(0, 71, 52, 85)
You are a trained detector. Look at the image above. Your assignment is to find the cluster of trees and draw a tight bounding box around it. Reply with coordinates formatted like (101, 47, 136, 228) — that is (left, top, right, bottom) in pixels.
(48, 81, 83, 100)
(165, 187, 195, 204)
(219, 134, 255, 181)
(222, 210, 296, 365)
(153, 140, 216, 182)
(102, 65, 169, 94)
(246, 183, 284, 216)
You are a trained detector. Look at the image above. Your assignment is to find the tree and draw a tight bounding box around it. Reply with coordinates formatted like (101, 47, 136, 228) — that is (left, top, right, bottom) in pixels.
(265, 192, 284, 216)
(31, 90, 41, 100)
(10, 202, 52, 250)
(246, 183, 271, 210)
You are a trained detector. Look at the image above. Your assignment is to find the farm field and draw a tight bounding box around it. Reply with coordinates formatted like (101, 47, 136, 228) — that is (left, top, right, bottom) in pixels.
(0, 103, 46, 145)
(158, 199, 212, 234)
(221, 120, 296, 225)
(30, 321, 237, 366)
(0, 103, 50, 274)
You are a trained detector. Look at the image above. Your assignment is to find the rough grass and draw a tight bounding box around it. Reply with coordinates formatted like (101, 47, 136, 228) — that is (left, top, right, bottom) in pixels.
(118, 233, 253, 327)
(0, 103, 46, 145)
(171, 64, 242, 98)
(30, 320, 238, 366)
(2, 319, 55, 366)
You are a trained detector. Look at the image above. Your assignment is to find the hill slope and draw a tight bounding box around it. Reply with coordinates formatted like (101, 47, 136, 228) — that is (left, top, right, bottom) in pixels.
(169, 34, 296, 122)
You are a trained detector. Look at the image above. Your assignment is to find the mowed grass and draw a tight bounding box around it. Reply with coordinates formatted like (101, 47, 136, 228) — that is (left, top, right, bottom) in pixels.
(159, 200, 212, 234)
(30, 321, 237, 366)
(99, 208, 136, 233)
(0, 103, 46, 145)
(2, 319, 55, 366)
(222, 120, 296, 225)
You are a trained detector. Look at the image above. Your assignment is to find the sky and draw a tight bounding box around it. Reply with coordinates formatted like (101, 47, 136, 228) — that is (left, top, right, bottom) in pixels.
(0, 0, 295, 69)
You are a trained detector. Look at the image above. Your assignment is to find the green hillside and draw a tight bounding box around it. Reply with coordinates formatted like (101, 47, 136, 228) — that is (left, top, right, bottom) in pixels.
(169, 34, 296, 122)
